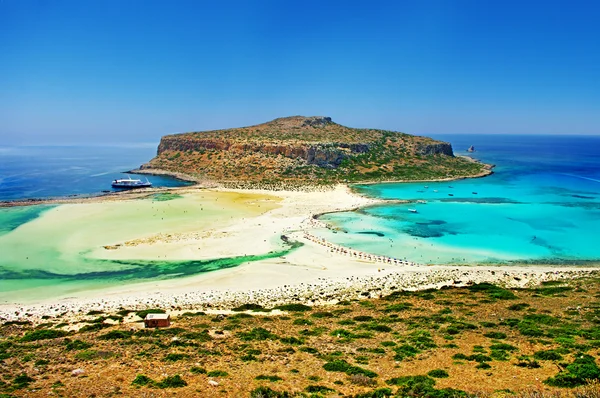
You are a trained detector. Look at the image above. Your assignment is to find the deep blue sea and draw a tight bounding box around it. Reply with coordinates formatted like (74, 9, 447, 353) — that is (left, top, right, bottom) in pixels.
(318, 135, 600, 265)
(0, 144, 189, 201)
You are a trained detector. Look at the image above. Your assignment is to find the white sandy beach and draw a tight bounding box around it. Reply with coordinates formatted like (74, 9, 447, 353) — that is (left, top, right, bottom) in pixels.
(1, 184, 599, 323)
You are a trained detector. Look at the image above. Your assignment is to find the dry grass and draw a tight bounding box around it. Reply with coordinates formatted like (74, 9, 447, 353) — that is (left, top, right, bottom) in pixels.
(1, 279, 600, 397)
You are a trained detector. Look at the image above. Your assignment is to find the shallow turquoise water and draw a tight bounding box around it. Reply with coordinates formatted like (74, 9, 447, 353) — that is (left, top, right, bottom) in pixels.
(318, 135, 600, 265)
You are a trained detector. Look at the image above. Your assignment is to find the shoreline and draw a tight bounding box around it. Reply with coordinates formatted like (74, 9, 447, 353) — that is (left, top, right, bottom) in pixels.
(1, 182, 600, 324)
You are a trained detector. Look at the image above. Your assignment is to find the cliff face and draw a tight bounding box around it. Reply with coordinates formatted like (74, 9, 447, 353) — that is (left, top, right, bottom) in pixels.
(157, 136, 370, 168)
(140, 116, 487, 186)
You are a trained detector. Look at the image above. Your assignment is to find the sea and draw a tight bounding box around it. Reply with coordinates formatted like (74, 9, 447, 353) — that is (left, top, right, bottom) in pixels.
(0, 136, 599, 302)
(0, 144, 189, 201)
(318, 134, 600, 265)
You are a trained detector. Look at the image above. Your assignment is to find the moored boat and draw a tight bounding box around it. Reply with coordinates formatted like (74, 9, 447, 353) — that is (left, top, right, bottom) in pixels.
(408, 208, 418, 213)
(111, 177, 152, 189)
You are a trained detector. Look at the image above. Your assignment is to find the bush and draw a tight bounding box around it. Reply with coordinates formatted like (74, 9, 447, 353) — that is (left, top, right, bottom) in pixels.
(190, 366, 206, 374)
(131, 374, 154, 387)
(98, 330, 133, 340)
(135, 308, 165, 319)
(274, 304, 311, 312)
(468, 283, 516, 300)
(207, 370, 229, 377)
(292, 318, 313, 326)
(155, 374, 187, 388)
(490, 343, 518, 352)
(250, 387, 292, 398)
(545, 354, 600, 387)
(65, 339, 92, 351)
(21, 329, 67, 342)
(255, 375, 283, 382)
(353, 388, 394, 398)
(484, 331, 507, 339)
(323, 360, 377, 378)
(78, 323, 110, 332)
(232, 303, 264, 311)
(165, 353, 189, 361)
(508, 303, 530, 311)
(305, 385, 335, 393)
(12, 373, 35, 389)
(533, 350, 563, 361)
(428, 369, 449, 378)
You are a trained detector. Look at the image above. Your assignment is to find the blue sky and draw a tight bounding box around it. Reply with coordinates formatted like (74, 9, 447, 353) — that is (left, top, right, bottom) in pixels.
(1, 0, 599, 144)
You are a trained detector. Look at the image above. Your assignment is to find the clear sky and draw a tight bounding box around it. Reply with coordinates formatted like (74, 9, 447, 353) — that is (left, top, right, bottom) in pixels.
(1, 0, 599, 145)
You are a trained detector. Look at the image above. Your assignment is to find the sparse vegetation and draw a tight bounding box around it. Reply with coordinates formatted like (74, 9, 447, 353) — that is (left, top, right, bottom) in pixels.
(3, 278, 600, 396)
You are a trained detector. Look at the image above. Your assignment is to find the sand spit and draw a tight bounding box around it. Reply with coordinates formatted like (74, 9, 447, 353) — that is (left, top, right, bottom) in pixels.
(2, 183, 599, 325)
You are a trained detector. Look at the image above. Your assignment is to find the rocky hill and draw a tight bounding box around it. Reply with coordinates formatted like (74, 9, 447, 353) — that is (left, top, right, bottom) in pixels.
(138, 116, 490, 187)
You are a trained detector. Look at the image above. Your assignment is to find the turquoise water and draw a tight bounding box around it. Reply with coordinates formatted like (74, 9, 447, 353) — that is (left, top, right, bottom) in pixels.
(0, 195, 300, 303)
(318, 135, 600, 265)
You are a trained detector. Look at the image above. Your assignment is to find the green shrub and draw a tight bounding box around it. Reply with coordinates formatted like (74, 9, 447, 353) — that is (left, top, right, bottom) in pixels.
(164, 353, 189, 361)
(190, 366, 206, 374)
(518, 321, 544, 337)
(65, 339, 92, 351)
(353, 316, 374, 322)
(323, 360, 377, 378)
(292, 318, 313, 326)
(155, 374, 187, 388)
(12, 373, 35, 389)
(353, 388, 394, 398)
(305, 385, 335, 393)
(135, 309, 165, 319)
(489, 343, 518, 352)
(232, 303, 264, 311)
(533, 350, 563, 361)
(484, 331, 507, 339)
(468, 283, 516, 300)
(250, 387, 292, 398)
(427, 369, 449, 378)
(280, 336, 304, 345)
(523, 314, 561, 326)
(98, 330, 133, 340)
(131, 374, 154, 387)
(207, 370, 229, 377)
(545, 354, 600, 387)
(78, 323, 110, 332)
(311, 311, 334, 318)
(508, 303, 530, 311)
(255, 375, 283, 382)
(274, 304, 311, 312)
(21, 329, 67, 342)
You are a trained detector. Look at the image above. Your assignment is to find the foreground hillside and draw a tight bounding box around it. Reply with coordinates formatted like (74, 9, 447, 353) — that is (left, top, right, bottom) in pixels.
(139, 116, 489, 187)
(2, 278, 600, 397)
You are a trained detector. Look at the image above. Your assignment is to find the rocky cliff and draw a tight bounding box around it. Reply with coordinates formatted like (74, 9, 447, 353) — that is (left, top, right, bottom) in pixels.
(139, 116, 488, 187)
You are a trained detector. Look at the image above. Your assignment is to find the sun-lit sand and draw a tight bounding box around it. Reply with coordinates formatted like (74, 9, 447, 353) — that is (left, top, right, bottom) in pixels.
(1, 184, 599, 323)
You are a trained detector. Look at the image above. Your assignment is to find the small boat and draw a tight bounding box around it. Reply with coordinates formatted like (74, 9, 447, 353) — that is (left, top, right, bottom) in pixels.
(448, 186, 454, 188)
(424, 186, 428, 188)
(433, 190, 438, 193)
(448, 193, 454, 196)
(472, 192, 478, 195)
(417, 200, 427, 204)
(408, 209, 418, 213)
(111, 176, 152, 189)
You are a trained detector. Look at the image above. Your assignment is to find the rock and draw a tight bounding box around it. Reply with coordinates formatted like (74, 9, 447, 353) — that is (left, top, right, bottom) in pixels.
(71, 368, 85, 377)
(208, 380, 219, 387)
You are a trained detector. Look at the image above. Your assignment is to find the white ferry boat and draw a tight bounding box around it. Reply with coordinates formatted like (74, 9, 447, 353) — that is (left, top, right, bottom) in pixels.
(111, 177, 152, 189)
